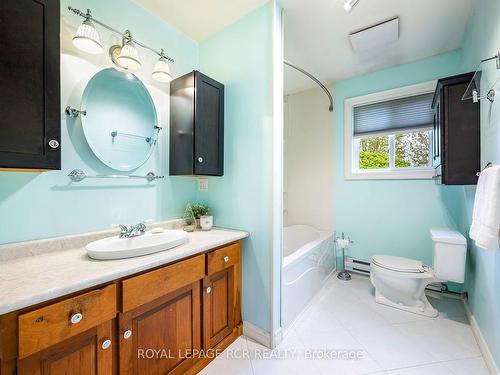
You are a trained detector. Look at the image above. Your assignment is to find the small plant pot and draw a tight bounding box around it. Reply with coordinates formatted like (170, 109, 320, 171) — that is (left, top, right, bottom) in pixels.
(199, 215, 213, 231)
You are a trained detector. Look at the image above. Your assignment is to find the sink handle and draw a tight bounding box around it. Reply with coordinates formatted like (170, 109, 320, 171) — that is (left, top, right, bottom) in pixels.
(112, 224, 130, 238)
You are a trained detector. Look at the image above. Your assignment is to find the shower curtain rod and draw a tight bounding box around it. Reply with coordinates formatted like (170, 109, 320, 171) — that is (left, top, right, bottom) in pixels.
(284, 60, 334, 112)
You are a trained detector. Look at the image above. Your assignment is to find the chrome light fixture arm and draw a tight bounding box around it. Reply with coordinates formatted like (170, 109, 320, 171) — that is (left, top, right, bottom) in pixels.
(68, 6, 174, 62)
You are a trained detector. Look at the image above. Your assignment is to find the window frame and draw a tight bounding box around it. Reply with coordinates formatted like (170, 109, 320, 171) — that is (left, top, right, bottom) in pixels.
(344, 81, 438, 180)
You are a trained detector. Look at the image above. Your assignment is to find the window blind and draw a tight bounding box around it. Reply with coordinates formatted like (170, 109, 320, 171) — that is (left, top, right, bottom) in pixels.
(353, 92, 434, 137)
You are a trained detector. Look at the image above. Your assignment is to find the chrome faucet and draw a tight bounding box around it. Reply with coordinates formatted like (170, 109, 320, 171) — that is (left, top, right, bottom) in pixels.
(116, 222, 147, 238)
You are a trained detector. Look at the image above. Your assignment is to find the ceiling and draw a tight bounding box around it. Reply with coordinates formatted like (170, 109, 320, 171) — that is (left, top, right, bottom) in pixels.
(282, 0, 473, 94)
(134, 0, 269, 41)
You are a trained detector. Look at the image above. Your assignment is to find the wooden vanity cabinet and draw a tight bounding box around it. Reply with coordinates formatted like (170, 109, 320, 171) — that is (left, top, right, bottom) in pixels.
(17, 284, 118, 375)
(203, 243, 242, 349)
(0, 242, 243, 375)
(18, 320, 115, 375)
(119, 255, 205, 375)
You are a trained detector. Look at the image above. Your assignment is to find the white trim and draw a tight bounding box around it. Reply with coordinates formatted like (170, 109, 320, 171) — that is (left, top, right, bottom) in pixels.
(344, 80, 437, 180)
(271, 1, 284, 349)
(243, 321, 272, 348)
(463, 300, 500, 375)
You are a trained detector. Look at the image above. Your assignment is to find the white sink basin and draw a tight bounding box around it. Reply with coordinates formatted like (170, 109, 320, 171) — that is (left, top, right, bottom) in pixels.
(86, 230, 188, 260)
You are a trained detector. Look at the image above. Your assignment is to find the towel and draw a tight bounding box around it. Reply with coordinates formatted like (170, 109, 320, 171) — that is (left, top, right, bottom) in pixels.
(470, 165, 500, 250)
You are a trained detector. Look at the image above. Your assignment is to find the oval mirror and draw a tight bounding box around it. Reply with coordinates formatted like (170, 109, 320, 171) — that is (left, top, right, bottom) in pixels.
(81, 68, 158, 171)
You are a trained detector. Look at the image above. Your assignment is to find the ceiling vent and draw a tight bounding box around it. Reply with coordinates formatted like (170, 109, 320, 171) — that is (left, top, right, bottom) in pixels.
(349, 17, 400, 53)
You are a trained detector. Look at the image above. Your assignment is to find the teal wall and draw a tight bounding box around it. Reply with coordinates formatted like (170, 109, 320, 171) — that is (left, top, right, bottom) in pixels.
(198, 3, 274, 332)
(335, 50, 465, 268)
(458, 0, 500, 367)
(0, 0, 276, 334)
(0, 0, 199, 244)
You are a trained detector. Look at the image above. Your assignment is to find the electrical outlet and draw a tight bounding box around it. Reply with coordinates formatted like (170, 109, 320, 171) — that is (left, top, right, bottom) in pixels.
(198, 178, 208, 191)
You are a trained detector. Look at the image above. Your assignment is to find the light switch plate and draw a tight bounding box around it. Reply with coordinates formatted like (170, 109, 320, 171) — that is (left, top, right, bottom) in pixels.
(198, 178, 208, 191)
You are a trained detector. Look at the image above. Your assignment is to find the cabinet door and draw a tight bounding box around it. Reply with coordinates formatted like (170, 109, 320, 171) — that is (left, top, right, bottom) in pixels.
(0, 0, 61, 170)
(119, 282, 202, 375)
(17, 320, 114, 375)
(203, 268, 235, 349)
(194, 72, 224, 176)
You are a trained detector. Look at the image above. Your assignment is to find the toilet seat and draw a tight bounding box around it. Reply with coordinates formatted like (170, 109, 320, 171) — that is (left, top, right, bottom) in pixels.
(372, 255, 424, 273)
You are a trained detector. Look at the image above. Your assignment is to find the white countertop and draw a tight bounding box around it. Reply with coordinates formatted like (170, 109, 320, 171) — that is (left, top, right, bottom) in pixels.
(0, 227, 248, 315)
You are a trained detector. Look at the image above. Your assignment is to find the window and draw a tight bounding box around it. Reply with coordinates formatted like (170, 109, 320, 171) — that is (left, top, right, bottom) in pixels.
(344, 81, 436, 180)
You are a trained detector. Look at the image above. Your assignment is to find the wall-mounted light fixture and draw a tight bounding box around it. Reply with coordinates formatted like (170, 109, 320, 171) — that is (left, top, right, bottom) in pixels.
(344, 0, 360, 12)
(68, 6, 174, 82)
(116, 31, 142, 71)
(152, 50, 173, 83)
(72, 14, 103, 54)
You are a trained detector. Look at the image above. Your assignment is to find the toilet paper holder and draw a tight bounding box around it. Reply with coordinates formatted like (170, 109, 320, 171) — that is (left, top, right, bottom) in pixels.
(336, 232, 354, 281)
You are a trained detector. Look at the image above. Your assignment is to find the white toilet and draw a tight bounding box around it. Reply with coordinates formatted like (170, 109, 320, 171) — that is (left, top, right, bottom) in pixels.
(370, 227, 466, 317)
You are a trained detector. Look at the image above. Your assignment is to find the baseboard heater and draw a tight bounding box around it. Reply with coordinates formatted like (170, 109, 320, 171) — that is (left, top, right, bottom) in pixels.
(344, 257, 447, 293)
(345, 257, 371, 275)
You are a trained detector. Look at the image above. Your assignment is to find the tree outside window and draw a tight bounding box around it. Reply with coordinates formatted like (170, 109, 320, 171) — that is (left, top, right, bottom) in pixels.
(359, 131, 430, 170)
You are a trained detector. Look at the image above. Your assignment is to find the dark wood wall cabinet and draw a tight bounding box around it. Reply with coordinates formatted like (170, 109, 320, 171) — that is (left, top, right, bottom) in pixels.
(0, 0, 61, 171)
(170, 71, 224, 176)
(0, 242, 243, 375)
(432, 72, 481, 185)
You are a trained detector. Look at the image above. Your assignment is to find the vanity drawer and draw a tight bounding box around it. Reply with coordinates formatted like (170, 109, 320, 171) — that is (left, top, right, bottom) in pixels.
(121, 254, 205, 312)
(207, 242, 240, 275)
(18, 284, 117, 359)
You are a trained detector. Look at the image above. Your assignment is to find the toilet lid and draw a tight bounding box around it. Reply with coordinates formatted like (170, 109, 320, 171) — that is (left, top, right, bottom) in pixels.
(372, 255, 424, 273)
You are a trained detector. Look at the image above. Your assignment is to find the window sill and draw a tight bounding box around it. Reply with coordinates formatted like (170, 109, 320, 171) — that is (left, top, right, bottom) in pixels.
(345, 169, 436, 180)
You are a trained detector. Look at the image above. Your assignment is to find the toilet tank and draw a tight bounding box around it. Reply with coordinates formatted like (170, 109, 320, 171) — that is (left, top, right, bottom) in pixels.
(430, 228, 467, 283)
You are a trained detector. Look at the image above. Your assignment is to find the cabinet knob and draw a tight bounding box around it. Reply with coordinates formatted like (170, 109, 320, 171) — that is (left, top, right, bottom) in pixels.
(123, 330, 132, 340)
(70, 312, 83, 324)
(101, 339, 111, 350)
(206, 286, 212, 294)
(197, 157, 203, 163)
(48, 139, 60, 149)
(224, 256, 229, 263)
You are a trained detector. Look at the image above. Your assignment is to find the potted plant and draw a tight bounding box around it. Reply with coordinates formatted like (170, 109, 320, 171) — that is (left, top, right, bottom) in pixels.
(190, 203, 212, 230)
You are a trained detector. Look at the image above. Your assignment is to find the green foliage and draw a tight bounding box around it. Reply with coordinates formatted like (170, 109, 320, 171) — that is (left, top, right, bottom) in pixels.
(358, 132, 429, 170)
(359, 136, 389, 169)
(360, 136, 388, 153)
(395, 158, 411, 167)
(191, 203, 209, 219)
(359, 151, 389, 169)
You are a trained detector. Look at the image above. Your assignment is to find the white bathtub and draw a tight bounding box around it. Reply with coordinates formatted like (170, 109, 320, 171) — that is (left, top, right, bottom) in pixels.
(282, 225, 336, 328)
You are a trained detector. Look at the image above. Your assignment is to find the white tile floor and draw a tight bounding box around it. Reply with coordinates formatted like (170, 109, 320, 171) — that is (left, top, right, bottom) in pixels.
(200, 273, 490, 375)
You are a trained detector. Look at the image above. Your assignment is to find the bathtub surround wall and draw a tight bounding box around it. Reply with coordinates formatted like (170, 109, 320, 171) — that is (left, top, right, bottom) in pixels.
(198, 2, 274, 333)
(0, 0, 199, 244)
(458, 0, 500, 369)
(335, 50, 465, 269)
(284, 87, 335, 231)
(281, 225, 335, 327)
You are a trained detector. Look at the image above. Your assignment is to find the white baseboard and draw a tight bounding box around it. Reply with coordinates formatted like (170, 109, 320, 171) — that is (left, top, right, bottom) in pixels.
(463, 300, 500, 375)
(243, 321, 271, 348)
